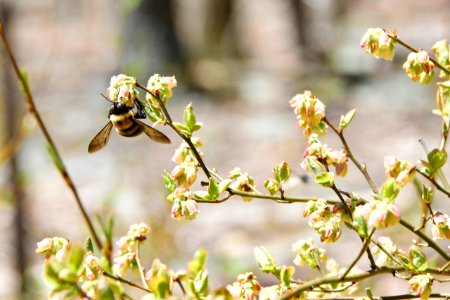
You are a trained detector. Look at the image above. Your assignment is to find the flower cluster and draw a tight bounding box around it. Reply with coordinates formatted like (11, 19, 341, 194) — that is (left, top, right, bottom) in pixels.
(301, 134, 348, 187)
(431, 212, 450, 240)
(106, 74, 139, 107)
(264, 161, 291, 196)
(432, 40, 450, 79)
(292, 238, 327, 268)
(227, 272, 261, 300)
(353, 200, 400, 235)
(113, 223, 151, 276)
(35, 237, 69, 260)
(290, 90, 327, 136)
(409, 274, 433, 299)
(360, 28, 396, 61)
(164, 139, 203, 220)
(384, 156, 415, 188)
(146, 74, 177, 105)
(402, 50, 435, 84)
(377, 156, 415, 205)
(228, 167, 256, 201)
(36, 238, 122, 298)
(303, 199, 342, 243)
(143, 74, 177, 124)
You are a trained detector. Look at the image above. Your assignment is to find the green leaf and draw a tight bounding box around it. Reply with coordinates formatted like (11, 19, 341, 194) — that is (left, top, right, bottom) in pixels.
(353, 213, 368, 237)
(421, 184, 433, 204)
(188, 248, 207, 275)
(162, 171, 176, 193)
(193, 270, 209, 296)
(194, 191, 211, 201)
(427, 148, 447, 173)
(84, 237, 94, 253)
(141, 101, 164, 123)
(218, 179, 232, 193)
(314, 172, 335, 187)
(207, 178, 220, 200)
(280, 265, 295, 286)
(304, 157, 326, 177)
(44, 260, 63, 286)
(66, 244, 85, 275)
(254, 246, 277, 273)
(409, 245, 427, 271)
(184, 103, 196, 130)
(339, 109, 356, 132)
(172, 122, 191, 137)
(274, 161, 291, 183)
(380, 178, 400, 202)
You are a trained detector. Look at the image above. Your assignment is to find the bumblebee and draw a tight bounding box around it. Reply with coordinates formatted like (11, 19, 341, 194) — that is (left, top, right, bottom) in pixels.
(88, 96, 170, 153)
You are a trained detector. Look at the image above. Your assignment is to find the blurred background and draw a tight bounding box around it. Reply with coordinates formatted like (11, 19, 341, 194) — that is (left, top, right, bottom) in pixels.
(0, 0, 449, 299)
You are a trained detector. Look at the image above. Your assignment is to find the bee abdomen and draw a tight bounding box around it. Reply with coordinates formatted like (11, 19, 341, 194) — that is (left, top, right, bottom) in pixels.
(110, 112, 142, 137)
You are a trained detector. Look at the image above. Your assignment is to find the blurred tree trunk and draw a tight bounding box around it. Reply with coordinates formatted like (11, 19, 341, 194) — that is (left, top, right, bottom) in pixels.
(0, 3, 27, 298)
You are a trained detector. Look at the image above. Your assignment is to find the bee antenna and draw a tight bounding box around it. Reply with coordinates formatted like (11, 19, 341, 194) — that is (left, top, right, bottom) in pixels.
(100, 93, 113, 103)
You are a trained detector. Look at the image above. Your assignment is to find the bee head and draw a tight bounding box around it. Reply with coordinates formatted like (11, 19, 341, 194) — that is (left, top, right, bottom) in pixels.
(109, 101, 132, 116)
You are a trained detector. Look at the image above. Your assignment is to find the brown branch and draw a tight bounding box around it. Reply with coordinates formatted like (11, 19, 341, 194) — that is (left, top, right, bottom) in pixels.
(0, 22, 102, 250)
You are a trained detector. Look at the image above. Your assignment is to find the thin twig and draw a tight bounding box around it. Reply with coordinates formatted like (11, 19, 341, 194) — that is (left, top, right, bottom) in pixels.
(341, 229, 375, 279)
(135, 243, 150, 290)
(0, 22, 102, 250)
(103, 271, 152, 293)
(279, 266, 450, 300)
(324, 118, 378, 194)
(416, 169, 450, 197)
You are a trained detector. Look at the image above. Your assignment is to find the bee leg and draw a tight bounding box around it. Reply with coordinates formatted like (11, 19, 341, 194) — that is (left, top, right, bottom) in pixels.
(134, 100, 147, 119)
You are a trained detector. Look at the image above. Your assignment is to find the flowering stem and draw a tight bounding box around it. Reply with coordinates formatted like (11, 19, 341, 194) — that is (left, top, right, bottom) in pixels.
(103, 271, 152, 293)
(135, 243, 150, 290)
(324, 118, 378, 194)
(228, 189, 340, 204)
(0, 22, 102, 251)
(387, 33, 450, 76)
(135, 82, 212, 179)
(281, 266, 450, 300)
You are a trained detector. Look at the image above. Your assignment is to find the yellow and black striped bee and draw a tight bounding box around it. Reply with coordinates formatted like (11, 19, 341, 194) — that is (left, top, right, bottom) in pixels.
(88, 96, 170, 153)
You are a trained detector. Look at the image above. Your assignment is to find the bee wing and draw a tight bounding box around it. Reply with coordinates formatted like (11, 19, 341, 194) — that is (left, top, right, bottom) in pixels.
(88, 121, 113, 153)
(135, 120, 171, 144)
